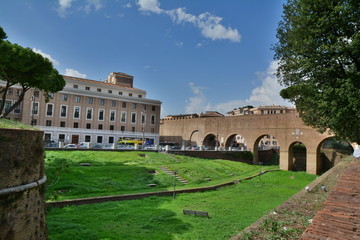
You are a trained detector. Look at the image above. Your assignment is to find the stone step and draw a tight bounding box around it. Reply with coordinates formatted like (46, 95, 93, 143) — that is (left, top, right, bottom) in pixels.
(159, 166, 188, 184)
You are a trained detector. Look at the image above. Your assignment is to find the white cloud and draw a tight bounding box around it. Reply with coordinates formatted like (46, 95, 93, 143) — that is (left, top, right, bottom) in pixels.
(57, 0, 75, 17)
(137, 0, 241, 42)
(65, 68, 87, 78)
(138, 0, 162, 14)
(174, 41, 184, 47)
(56, 0, 103, 17)
(184, 61, 291, 114)
(32, 48, 60, 66)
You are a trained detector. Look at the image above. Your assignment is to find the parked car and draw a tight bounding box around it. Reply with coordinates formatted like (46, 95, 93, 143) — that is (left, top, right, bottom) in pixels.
(64, 144, 77, 148)
(92, 144, 103, 149)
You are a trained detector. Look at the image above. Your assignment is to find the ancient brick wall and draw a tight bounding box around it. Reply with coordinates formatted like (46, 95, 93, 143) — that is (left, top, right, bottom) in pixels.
(0, 129, 46, 240)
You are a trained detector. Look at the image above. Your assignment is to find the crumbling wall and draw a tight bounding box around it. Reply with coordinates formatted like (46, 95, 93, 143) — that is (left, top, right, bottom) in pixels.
(0, 129, 46, 240)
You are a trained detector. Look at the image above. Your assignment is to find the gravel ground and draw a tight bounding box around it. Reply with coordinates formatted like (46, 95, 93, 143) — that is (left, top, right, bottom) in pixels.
(231, 157, 353, 240)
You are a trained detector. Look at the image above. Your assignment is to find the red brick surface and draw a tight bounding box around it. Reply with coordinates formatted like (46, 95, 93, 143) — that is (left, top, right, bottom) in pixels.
(301, 161, 360, 240)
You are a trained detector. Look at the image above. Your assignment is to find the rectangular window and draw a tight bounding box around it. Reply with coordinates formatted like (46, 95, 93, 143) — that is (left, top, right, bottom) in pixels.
(74, 106, 80, 119)
(151, 128, 155, 133)
(110, 125, 114, 131)
(98, 124, 103, 130)
(111, 101, 116, 107)
(7, 88, 13, 95)
(85, 86, 90, 91)
(60, 121, 66, 127)
(97, 88, 102, 92)
(13, 104, 21, 114)
(74, 122, 79, 128)
(59, 134, 65, 142)
(73, 84, 78, 89)
(85, 135, 91, 142)
(46, 120, 52, 126)
(110, 110, 116, 122)
(151, 115, 156, 125)
(138, 95, 142, 98)
(131, 127, 135, 132)
(119, 91, 123, 95)
(98, 109, 104, 121)
(131, 103, 137, 109)
(109, 136, 114, 144)
(32, 102, 39, 115)
(141, 113, 146, 124)
(97, 136, 103, 143)
(75, 96, 81, 103)
(108, 90, 112, 94)
(48, 93, 54, 99)
(120, 126, 125, 131)
(131, 112, 136, 124)
(86, 123, 91, 129)
(142, 104, 147, 110)
(88, 97, 93, 104)
(62, 94, 68, 101)
(100, 99, 105, 106)
(60, 105, 67, 117)
(16, 89, 21, 96)
(122, 102, 126, 108)
(87, 108, 93, 120)
(121, 111, 126, 123)
(129, 93, 133, 97)
(46, 103, 54, 117)
(5, 100, 11, 113)
(152, 106, 156, 111)
(33, 90, 40, 98)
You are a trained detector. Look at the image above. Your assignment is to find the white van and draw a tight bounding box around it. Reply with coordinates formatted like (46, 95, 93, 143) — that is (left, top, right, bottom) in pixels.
(78, 142, 91, 148)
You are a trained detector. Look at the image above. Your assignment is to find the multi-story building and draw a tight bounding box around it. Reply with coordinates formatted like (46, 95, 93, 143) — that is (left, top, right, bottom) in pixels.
(1, 72, 162, 147)
(227, 105, 295, 116)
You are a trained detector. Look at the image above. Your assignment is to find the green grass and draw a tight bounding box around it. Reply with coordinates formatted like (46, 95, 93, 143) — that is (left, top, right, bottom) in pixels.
(45, 151, 278, 200)
(0, 118, 37, 129)
(47, 171, 316, 240)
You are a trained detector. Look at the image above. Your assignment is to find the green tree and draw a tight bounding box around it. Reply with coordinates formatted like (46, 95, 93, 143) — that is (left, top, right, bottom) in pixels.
(273, 0, 360, 143)
(0, 26, 65, 118)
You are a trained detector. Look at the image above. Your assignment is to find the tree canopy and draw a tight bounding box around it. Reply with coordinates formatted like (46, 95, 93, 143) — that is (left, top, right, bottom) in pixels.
(273, 0, 360, 143)
(0, 26, 65, 118)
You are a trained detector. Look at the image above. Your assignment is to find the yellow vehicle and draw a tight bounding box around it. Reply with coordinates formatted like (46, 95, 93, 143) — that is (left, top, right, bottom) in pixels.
(117, 137, 143, 145)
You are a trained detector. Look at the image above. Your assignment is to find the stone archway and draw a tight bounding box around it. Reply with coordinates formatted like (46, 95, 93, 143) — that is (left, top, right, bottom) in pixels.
(203, 134, 218, 149)
(189, 130, 200, 147)
(225, 134, 247, 150)
(316, 137, 353, 174)
(253, 134, 280, 165)
(289, 141, 307, 171)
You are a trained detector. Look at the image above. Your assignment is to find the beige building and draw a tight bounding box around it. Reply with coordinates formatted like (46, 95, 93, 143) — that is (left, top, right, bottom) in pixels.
(227, 105, 296, 116)
(1, 72, 162, 147)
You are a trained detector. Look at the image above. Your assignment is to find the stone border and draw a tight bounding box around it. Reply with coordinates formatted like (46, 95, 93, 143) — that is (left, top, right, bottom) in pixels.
(0, 175, 47, 196)
(47, 170, 280, 208)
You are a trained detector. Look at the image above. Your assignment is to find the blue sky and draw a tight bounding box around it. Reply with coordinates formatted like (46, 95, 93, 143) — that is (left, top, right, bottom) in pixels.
(0, 0, 291, 117)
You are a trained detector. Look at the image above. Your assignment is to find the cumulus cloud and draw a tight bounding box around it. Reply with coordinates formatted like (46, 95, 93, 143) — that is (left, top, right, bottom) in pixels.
(56, 0, 103, 17)
(137, 0, 241, 42)
(65, 68, 87, 78)
(57, 0, 75, 17)
(32, 48, 60, 66)
(184, 61, 291, 114)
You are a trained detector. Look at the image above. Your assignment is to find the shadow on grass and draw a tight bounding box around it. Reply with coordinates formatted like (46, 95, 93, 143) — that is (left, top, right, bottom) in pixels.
(47, 196, 190, 240)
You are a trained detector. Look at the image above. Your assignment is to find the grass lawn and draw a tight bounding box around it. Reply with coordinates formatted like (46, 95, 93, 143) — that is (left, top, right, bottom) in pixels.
(46, 171, 316, 240)
(45, 151, 278, 200)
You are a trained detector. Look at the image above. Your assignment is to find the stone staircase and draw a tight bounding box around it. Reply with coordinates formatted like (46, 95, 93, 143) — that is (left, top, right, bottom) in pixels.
(159, 166, 188, 184)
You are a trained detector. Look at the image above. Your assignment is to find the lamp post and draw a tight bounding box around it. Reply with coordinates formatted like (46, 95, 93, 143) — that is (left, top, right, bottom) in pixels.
(30, 95, 35, 126)
(141, 110, 146, 147)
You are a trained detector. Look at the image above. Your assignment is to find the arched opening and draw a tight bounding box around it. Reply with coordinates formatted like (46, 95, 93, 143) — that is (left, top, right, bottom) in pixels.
(289, 141, 307, 171)
(225, 134, 247, 150)
(203, 134, 218, 149)
(189, 130, 200, 147)
(317, 137, 353, 174)
(253, 134, 280, 165)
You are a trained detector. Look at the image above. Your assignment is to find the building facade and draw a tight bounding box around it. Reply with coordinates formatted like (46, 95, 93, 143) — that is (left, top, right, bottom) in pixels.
(227, 105, 296, 116)
(1, 72, 162, 147)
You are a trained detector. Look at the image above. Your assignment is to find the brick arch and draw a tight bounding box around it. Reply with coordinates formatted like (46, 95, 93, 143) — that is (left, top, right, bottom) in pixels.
(224, 133, 248, 149)
(203, 133, 218, 148)
(189, 130, 200, 146)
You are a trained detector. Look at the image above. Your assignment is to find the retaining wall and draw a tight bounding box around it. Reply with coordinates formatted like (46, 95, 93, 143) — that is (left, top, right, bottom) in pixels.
(0, 129, 46, 240)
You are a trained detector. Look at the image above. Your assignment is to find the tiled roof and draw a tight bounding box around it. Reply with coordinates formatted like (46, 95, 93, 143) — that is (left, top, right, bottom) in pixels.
(62, 75, 145, 93)
(301, 160, 360, 240)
